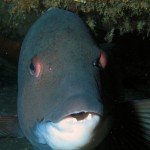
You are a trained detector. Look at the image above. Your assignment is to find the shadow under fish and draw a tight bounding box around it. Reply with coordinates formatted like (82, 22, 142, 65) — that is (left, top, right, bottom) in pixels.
(0, 8, 150, 150)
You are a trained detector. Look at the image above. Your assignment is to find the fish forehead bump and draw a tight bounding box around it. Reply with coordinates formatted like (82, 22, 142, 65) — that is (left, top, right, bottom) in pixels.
(20, 8, 98, 61)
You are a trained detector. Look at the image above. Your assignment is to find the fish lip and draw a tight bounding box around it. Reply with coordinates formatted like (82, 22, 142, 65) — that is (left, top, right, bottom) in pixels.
(43, 110, 102, 124)
(43, 112, 101, 124)
(44, 94, 103, 123)
(61, 112, 101, 121)
(34, 111, 102, 148)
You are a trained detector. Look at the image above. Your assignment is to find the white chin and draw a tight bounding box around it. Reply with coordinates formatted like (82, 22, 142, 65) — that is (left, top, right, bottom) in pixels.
(35, 113, 100, 150)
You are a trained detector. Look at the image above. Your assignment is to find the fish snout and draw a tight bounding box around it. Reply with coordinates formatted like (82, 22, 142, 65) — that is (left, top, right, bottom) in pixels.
(35, 95, 106, 149)
(35, 113, 101, 150)
(43, 93, 103, 123)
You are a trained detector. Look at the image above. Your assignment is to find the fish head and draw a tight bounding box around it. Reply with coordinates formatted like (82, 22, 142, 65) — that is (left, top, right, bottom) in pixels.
(18, 8, 113, 150)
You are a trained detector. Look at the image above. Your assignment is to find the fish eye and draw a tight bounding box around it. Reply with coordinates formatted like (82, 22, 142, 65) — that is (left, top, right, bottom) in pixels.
(30, 62, 35, 73)
(29, 56, 41, 77)
(93, 58, 100, 68)
(93, 51, 107, 69)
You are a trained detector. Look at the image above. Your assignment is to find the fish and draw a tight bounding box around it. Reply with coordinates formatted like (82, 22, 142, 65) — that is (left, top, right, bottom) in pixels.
(0, 8, 150, 150)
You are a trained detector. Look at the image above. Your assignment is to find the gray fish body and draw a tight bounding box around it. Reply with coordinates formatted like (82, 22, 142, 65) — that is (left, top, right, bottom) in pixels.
(18, 8, 112, 150)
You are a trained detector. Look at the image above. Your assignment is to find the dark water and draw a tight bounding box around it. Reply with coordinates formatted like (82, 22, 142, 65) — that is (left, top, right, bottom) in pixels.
(0, 57, 33, 149)
(0, 138, 32, 150)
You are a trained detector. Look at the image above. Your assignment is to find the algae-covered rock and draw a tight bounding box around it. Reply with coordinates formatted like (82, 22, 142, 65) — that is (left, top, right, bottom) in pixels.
(0, 0, 150, 41)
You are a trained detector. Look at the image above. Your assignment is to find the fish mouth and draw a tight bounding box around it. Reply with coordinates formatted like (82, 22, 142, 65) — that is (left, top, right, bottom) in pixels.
(35, 111, 101, 149)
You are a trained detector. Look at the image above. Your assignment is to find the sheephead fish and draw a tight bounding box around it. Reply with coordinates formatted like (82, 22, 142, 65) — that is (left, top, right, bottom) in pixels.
(0, 8, 149, 150)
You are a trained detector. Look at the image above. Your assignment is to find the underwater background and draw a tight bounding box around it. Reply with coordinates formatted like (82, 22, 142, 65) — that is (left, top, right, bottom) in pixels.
(0, 0, 150, 149)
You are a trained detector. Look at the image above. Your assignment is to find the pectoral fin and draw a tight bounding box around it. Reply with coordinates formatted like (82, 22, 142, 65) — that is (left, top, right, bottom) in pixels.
(0, 115, 24, 138)
(131, 99, 150, 141)
(97, 99, 150, 150)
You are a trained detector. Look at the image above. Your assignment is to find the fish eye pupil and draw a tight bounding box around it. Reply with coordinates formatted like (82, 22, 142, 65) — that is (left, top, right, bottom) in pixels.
(30, 62, 35, 74)
(29, 56, 41, 77)
(93, 59, 100, 67)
